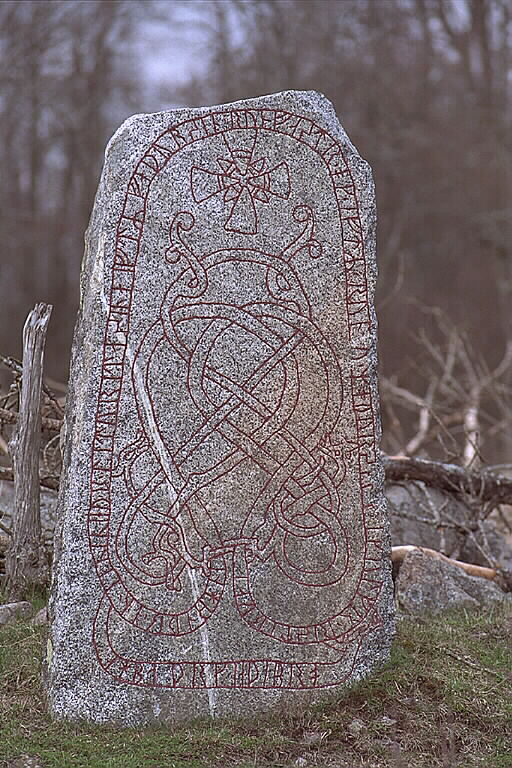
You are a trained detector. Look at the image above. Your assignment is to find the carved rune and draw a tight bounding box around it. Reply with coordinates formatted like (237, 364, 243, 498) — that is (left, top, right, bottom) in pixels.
(191, 132, 291, 234)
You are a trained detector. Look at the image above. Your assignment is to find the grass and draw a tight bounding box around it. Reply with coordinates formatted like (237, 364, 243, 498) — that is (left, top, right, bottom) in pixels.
(0, 603, 511, 768)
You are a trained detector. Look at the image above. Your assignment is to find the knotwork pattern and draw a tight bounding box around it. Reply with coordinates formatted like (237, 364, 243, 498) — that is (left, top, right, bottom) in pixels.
(88, 110, 385, 690)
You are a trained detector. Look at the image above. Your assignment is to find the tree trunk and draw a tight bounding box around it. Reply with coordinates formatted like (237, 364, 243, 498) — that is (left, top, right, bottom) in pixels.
(4, 303, 52, 599)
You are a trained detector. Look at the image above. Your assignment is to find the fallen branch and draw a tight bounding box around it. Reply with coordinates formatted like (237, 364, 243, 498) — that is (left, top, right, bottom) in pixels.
(391, 545, 512, 592)
(0, 465, 59, 491)
(0, 354, 22, 376)
(0, 405, 62, 432)
(1, 353, 64, 416)
(383, 455, 512, 506)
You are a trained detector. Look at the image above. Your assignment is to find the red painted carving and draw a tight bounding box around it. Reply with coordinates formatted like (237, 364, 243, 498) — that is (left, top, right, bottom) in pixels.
(191, 130, 291, 234)
(88, 109, 384, 691)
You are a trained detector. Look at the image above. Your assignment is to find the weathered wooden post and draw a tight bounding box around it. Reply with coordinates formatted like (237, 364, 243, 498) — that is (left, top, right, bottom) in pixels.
(5, 302, 52, 599)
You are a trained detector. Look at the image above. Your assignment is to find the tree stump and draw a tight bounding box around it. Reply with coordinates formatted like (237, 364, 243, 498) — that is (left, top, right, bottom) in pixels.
(5, 303, 52, 599)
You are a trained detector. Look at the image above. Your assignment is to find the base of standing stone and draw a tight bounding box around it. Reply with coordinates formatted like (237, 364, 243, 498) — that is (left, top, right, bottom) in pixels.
(46, 90, 394, 725)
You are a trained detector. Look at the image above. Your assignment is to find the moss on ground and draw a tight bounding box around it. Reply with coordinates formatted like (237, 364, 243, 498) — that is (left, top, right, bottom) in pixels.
(0, 603, 511, 768)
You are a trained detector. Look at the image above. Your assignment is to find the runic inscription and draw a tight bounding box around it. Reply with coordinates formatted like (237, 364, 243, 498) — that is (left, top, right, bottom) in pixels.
(48, 91, 393, 724)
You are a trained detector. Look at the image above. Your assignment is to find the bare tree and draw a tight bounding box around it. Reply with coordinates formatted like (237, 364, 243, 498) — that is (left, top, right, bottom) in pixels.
(0, 0, 146, 380)
(381, 307, 512, 465)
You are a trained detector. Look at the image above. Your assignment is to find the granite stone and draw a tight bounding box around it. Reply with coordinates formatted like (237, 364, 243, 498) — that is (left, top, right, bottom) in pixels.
(0, 601, 33, 626)
(46, 90, 394, 725)
(396, 549, 511, 614)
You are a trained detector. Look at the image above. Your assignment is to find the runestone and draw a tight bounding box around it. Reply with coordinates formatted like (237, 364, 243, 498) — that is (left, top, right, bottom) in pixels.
(47, 91, 394, 724)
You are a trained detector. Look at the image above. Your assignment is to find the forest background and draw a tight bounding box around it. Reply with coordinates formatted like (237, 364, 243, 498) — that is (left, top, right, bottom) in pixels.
(1, 0, 510, 464)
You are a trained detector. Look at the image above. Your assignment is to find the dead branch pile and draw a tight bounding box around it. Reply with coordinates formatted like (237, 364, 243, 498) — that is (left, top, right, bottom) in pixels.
(383, 455, 512, 508)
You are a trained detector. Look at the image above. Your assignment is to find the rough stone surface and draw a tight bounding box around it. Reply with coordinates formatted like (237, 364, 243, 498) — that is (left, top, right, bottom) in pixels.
(47, 90, 393, 725)
(0, 601, 33, 626)
(396, 550, 511, 615)
(31, 606, 48, 626)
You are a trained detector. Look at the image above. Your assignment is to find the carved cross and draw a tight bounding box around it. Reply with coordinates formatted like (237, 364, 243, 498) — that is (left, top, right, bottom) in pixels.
(191, 137, 291, 235)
